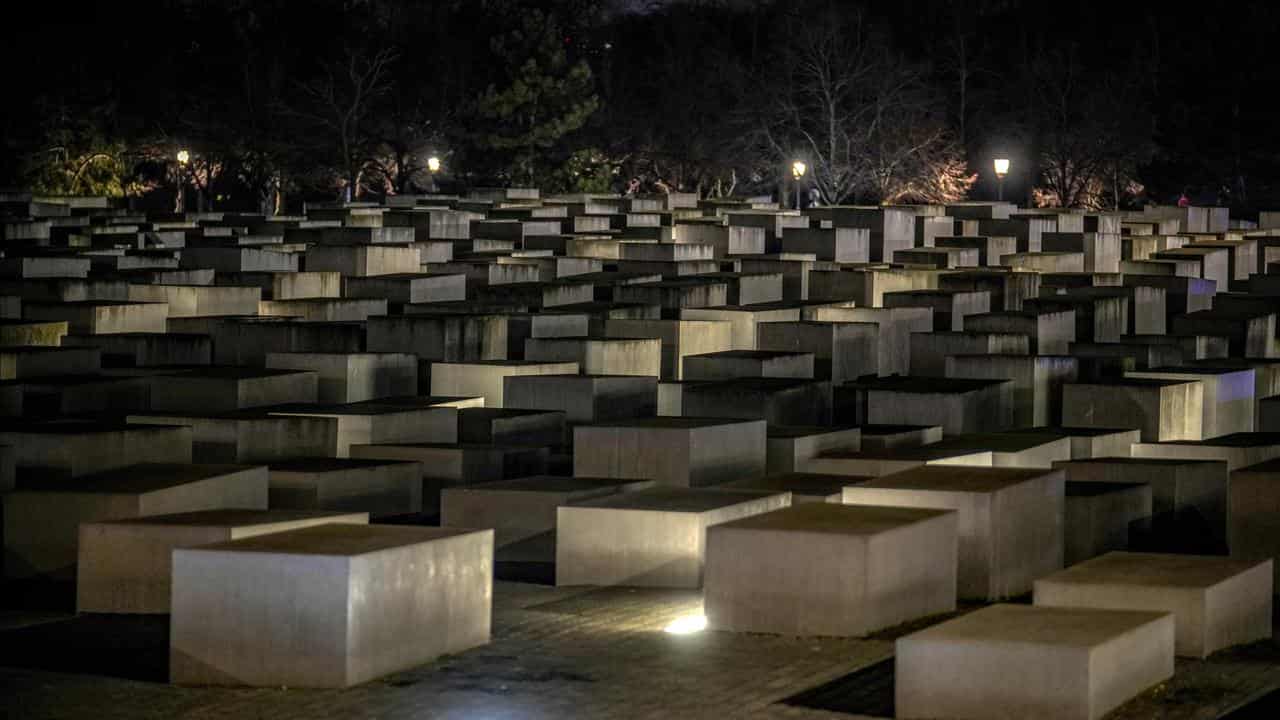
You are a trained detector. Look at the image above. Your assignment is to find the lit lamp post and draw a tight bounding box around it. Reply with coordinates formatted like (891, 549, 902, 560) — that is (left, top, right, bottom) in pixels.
(175, 149, 190, 214)
(791, 160, 806, 210)
(427, 156, 441, 192)
(993, 157, 1010, 202)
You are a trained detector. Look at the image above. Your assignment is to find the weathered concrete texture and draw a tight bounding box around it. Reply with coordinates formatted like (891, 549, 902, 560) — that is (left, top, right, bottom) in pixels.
(800, 305, 932, 377)
(681, 304, 802, 350)
(431, 360, 579, 408)
(1065, 481, 1153, 565)
(170, 524, 492, 687)
(1229, 458, 1280, 587)
(502, 374, 657, 424)
(265, 352, 417, 403)
(268, 400, 456, 458)
(1006, 426, 1140, 459)
(0, 421, 192, 479)
(268, 458, 423, 518)
(964, 308, 1075, 354)
(556, 487, 790, 588)
(681, 350, 814, 381)
(24, 300, 168, 334)
(1130, 432, 1280, 473)
(765, 425, 862, 473)
(704, 504, 957, 636)
(1062, 379, 1204, 442)
(843, 376, 1014, 434)
(212, 318, 366, 365)
(150, 367, 318, 412)
(678, 378, 832, 426)
(127, 283, 260, 318)
(367, 314, 509, 362)
(756, 320, 878, 383)
(77, 509, 369, 614)
(858, 423, 944, 451)
(1126, 368, 1255, 439)
(896, 604, 1174, 720)
(127, 411, 338, 464)
(573, 417, 767, 488)
(349, 442, 549, 513)
(923, 432, 1072, 468)
(883, 289, 991, 331)
(946, 354, 1078, 427)
(1034, 552, 1272, 658)
(4, 463, 267, 579)
(524, 337, 662, 377)
(806, 445, 994, 477)
(441, 475, 654, 547)
(909, 331, 1029, 377)
(843, 466, 1064, 600)
(1054, 458, 1228, 548)
(604, 318, 732, 380)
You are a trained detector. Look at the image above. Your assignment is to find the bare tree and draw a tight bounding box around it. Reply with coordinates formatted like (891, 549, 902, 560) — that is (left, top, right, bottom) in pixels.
(293, 47, 397, 200)
(752, 8, 969, 205)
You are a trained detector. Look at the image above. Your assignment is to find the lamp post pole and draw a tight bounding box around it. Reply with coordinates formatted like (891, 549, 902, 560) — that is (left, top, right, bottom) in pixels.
(994, 158, 1010, 202)
(791, 161, 806, 210)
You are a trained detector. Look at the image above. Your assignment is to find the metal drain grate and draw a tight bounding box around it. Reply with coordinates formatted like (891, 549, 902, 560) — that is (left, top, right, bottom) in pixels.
(778, 657, 895, 718)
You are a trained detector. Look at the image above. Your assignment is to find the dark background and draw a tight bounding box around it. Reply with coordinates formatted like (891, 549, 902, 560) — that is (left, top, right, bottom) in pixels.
(1, 0, 1275, 214)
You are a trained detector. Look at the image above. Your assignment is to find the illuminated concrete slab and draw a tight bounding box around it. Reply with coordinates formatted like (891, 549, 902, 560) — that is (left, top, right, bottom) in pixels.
(524, 337, 661, 377)
(603, 318, 732, 380)
(556, 487, 789, 588)
(268, 458, 422, 518)
(946, 354, 1078, 427)
(23, 300, 168, 334)
(502, 373, 656, 423)
(681, 304, 803, 350)
(1008, 426, 1140, 459)
(679, 378, 832, 425)
(704, 504, 957, 636)
(1131, 432, 1280, 471)
(765, 425, 861, 473)
(441, 475, 653, 547)
(843, 466, 1064, 600)
(1034, 552, 1271, 658)
(857, 424, 943, 451)
(77, 509, 369, 614)
(170, 524, 492, 687)
(4, 463, 267, 579)
(807, 446, 993, 477)
(896, 604, 1173, 720)
(1062, 378, 1203, 442)
(265, 352, 417, 403)
(573, 417, 766, 487)
(843, 376, 1014, 434)
(268, 400, 456, 457)
(1127, 367, 1255, 438)
(921, 432, 1072, 468)
(1065, 481, 1152, 565)
(431, 360, 578, 408)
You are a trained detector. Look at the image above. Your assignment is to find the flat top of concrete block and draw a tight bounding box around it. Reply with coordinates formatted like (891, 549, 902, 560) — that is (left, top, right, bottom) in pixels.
(352, 442, 544, 453)
(850, 376, 1008, 393)
(686, 378, 825, 393)
(925, 433, 1066, 453)
(716, 472, 870, 495)
(432, 360, 579, 368)
(268, 402, 427, 417)
(904, 603, 1171, 648)
(1072, 378, 1200, 389)
(0, 421, 186, 436)
(713, 502, 951, 535)
(858, 424, 941, 436)
(372, 396, 484, 408)
(1013, 426, 1139, 438)
(449, 475, 651, 494)
(768, 425, 860, 439)
(1154, 432, 1280, 448)
(167, 367, 311, 380)
(688, 350, 812, 360)
(1066, 481, 1149, 497)
(20, 463, 259, 494)
(87, 509, 367, 528)
(862, 465, 1060, 493)
(1134, 366, 1255, 378)
(268, 458, 418, 473)
(504, 374, 652, 384)
(183, 523, 484, 557)
(461, 408, 564, 420)
(583, 417, 763, 430)
(1236, 458, 1280, 474)
(1040, 552, 1268, 589)
(568, 487, 785, 513)
(1058, 457, 1226, 470)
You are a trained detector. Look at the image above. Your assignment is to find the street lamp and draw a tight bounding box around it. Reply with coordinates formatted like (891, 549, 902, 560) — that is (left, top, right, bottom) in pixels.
(427, 156, 441, 173)
(175, 149, 191, 214)
(791, 161, 806, 210)
(993, 157, 1010, 202)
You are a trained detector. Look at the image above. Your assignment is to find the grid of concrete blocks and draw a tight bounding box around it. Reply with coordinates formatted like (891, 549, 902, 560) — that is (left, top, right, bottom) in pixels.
(3, 190, 1280, 719)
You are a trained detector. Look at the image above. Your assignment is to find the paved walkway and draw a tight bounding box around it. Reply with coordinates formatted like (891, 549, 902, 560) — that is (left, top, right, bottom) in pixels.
(4, 582, 1280, 719)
